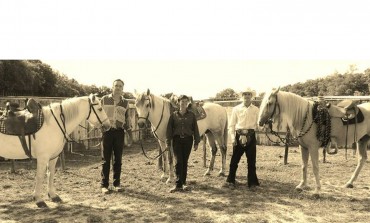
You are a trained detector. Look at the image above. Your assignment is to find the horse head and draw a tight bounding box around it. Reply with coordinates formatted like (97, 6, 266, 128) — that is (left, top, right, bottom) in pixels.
(134, 89, 152, 129)
(258, 87, 280, 128)
(87, 94, 111, 131)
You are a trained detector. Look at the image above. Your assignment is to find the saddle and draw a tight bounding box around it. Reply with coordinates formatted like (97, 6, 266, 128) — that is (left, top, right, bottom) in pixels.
(187, 99, 207, 121)
(336, 99, 364, 124)
(0, 98, 44, 158)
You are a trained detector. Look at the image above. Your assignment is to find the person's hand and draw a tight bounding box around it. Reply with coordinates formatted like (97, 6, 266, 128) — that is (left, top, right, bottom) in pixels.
(231, 139, 237, 146)
(193, 144, 198, 151)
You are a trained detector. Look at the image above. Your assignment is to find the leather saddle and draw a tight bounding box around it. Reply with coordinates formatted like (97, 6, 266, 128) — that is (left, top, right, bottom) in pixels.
(187, 98, 207, 121)
(336, 99, 364, 125)
(0, 98, 44, 158)
(0, 98, 44, 135)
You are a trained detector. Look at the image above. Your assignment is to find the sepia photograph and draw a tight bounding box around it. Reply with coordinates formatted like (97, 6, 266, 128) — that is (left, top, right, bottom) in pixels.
(0, 1, 369, 222)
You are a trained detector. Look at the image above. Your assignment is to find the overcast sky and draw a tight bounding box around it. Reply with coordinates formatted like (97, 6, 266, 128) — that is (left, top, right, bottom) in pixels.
(2, 1, 370, 99)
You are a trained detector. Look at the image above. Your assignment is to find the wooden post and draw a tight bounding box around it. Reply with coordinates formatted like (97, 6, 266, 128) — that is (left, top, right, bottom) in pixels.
(11, 160, 16, 173)
(202, 135, 207, 168)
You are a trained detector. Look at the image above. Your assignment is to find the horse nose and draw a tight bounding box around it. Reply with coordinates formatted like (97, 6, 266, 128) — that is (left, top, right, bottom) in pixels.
(102, 123, 111, 132)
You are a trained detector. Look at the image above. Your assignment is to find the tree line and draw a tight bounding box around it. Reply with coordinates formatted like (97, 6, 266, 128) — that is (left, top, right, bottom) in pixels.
(1, 60, 370, 99)
(0, 60, 134, 98)
(215, 65, 370, 99)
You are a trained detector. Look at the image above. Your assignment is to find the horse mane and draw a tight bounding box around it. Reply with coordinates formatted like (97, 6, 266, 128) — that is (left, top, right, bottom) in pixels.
(47, 97, 85, 123)
(135, 92, 171, 110)
(278, 91, 311, 130)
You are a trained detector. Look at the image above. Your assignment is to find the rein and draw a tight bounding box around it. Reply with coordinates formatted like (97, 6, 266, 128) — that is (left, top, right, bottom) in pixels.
(50, 98, 107, 145)
(265, 96, 315, 145)
(137, 96, 168, 160)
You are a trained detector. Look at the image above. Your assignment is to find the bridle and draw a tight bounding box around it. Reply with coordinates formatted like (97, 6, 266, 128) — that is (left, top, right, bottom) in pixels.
(137, 96, 165, 140)
(50, 97, 108, 143)
(137, 95, 168, 160)
(263, 93, 313, 145)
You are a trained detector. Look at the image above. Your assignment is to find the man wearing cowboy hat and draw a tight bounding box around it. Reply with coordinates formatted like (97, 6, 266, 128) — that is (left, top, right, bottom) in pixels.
(223, 87, 260, 189)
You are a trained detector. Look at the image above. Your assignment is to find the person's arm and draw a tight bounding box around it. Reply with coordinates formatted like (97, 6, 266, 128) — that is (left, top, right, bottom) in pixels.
(229, 107, 238, 145)
(193, 113, 200, 151)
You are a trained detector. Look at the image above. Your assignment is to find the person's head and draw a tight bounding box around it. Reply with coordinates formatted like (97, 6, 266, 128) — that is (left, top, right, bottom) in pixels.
(112, 79, 124, 96)
(177, 95, 189, 110)
(241, 87, 256, 105)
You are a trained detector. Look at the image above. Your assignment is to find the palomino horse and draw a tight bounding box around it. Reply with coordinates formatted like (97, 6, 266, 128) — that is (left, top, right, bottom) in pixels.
(258, 88, 326, 196)
(0, 94, 110, 207)
(134, 89, 228, 183)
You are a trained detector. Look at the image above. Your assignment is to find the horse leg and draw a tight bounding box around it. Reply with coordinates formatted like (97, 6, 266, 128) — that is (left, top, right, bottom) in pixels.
(309, 147, 321, 196)
(47, 157, 62, 203)
(345, 136, 369, 188)
(166, 145, 175, 184)
(323, 147, 326, 163)
(214, 133, 227, 177)
(33, 157, 48, 208)
(296, 145, 309, 191)
(204, 133, 216, 176)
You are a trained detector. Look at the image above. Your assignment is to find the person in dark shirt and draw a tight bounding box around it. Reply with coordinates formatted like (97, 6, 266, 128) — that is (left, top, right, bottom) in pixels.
(166, 95, 201, 193)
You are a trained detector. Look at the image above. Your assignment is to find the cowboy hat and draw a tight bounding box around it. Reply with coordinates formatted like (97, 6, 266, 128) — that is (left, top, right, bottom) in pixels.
(241, 87, 256, 97)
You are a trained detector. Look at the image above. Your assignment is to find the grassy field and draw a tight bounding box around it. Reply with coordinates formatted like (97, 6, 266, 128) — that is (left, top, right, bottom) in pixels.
(0, 140, 369, 223)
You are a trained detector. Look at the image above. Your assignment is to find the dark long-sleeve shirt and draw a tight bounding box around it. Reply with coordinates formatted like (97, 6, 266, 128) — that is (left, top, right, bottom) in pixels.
(166, 110, 201, 147)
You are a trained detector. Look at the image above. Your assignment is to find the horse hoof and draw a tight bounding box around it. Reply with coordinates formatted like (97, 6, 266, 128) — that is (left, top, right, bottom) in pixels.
(51, 196, 62, 203)
(204, 171, 211, 176)
(217, 172, 225, 177)
(345, 184, 354, 188)
(312, 193, 320, 199)
(165, 179, 172, 184)
(295, 187, 303, 193)
(36, 201, 48, 208)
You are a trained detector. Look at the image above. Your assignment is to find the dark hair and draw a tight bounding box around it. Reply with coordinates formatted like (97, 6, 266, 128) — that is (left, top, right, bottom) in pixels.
(113, 79, 124, 85)
(177, 94, 189, 102)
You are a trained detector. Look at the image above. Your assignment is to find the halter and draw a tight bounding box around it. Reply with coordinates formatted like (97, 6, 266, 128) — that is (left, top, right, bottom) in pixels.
(137, 96, 166, 141)
(50, 97, 108, 143)
(264, 93, 314, 145)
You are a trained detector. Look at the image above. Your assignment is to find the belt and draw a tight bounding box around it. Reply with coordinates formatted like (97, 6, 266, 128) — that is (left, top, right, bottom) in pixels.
(175, 135, 191, 139)
(109, 128, 124, 132)
(236, 129, 255, 135)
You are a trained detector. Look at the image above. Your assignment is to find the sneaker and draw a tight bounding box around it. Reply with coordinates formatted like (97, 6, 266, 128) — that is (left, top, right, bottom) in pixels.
(169, 186, 183, 193)
(182, 185, 190, 191)
(113, 186, 123, 192)
(101, 187, 110, 194)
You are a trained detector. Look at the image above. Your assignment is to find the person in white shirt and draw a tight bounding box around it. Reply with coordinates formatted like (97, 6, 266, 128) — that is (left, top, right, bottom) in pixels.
(223, 87, 260, 189)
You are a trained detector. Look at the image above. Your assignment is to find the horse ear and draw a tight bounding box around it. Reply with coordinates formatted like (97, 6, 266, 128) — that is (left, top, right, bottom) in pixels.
(272, 87, 280, 95)
(133, 89, 139, 98)
(146, 89, 151, 96)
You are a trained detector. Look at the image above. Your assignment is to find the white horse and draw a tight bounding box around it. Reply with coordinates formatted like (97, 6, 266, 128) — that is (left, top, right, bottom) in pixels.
(0, 94, 111, 207)
(258, 88, 326, 196)
(134, 89, 228, 183)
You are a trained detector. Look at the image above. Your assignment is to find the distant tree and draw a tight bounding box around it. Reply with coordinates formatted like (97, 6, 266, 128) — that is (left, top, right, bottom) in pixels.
(215, 88, 239, 99)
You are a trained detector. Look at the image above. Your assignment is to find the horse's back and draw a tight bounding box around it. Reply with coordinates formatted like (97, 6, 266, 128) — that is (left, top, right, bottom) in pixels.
(198, 103, 228, 134)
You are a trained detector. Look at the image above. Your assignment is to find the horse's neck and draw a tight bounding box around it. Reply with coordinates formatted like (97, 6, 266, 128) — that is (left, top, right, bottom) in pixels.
(50, 99, 88, 134)
(279, 92, 313, 134)
(149, 96, 169, 137)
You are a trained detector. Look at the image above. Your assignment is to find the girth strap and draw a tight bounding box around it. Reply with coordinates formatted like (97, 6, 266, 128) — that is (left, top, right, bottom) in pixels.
(17, 134, 34, 159)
